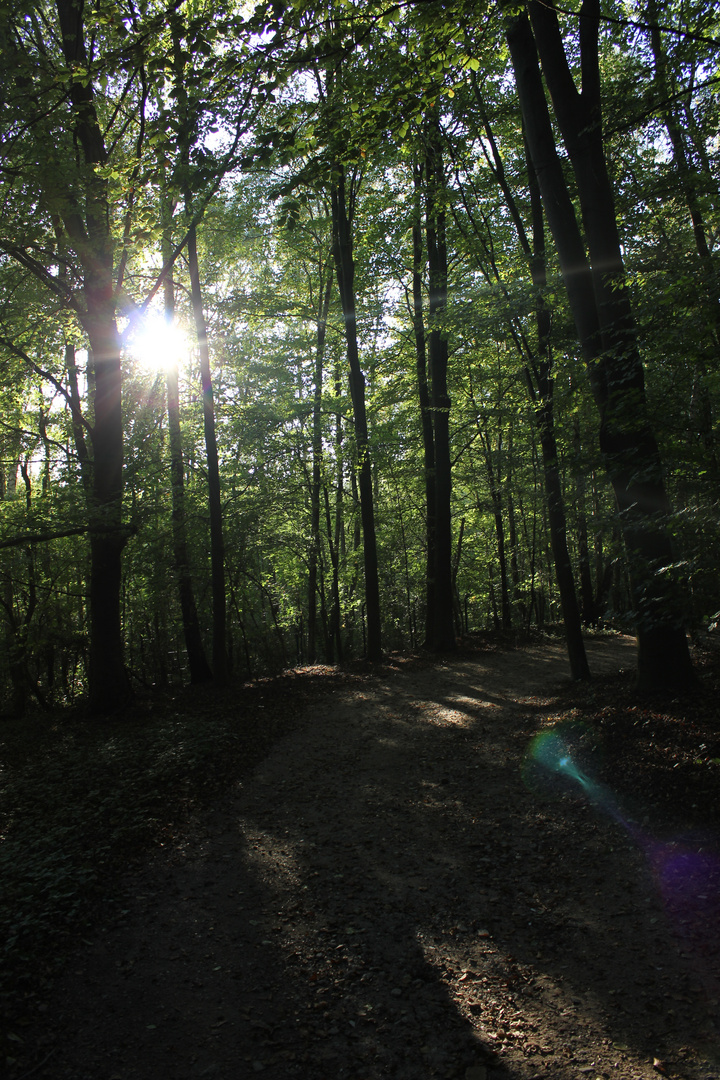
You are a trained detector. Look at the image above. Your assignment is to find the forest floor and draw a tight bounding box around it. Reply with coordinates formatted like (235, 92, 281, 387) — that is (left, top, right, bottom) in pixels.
(5, 634, 720, 1080)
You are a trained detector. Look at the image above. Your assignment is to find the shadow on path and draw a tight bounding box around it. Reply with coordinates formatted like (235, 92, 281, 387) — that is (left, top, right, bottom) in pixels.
(22, 635, 719, 1080)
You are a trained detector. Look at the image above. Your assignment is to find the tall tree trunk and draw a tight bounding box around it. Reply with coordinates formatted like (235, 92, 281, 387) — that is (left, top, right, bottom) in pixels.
(163, 238, 212, 684)
(573, 414, 597, 625)
(331, 163, 382, 660)
(452, 517, 465, 637)
(323, 357, 345, 663)
(525, 147, 590, 679)
(2, 454, 28, 716)
(55, 0, 131, 711)
(480, 426, 512, 631)
(470, 93, 589, 675)
(507, 2, 693, 691)
(411, 165, 437, 646)
(323, 483, 341, 663)
(425, 116, 456, 652)
(85, 319, 130, 709)
(188, 223, 228, 682)
(308, 272, 333, 664)
(508, 488, 524, 622)
(535, 395, 590, 677)
(171, 11, 226, 683)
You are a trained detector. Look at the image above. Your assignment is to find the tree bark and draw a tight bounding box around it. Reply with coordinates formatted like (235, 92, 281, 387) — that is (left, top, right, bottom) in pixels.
(64, 340, 93, 494)
(525, 147, 590, 679)
(573, 414, 597, 625)
(507, 2, 693, 691)
(331, 163, 382, 661)
(469, 91, 589, 675)
(54, 0, 131, 711)
(84, 311, 129, 709)
(170, 12, 226, 683)
(308, 271, 333, 664)
(163, 242, 212, 685)
(411, 164, 437, 646)
(188, 222, 228, 683)
(480, 425, 512, 632)
(424, 116, 456, 652)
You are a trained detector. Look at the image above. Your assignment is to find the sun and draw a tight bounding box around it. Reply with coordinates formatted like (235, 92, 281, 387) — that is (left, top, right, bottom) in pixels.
(128, 313, 191, 374)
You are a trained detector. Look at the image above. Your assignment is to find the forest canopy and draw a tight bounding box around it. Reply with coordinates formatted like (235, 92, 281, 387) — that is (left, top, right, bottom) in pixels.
(0, 0, 718, 713)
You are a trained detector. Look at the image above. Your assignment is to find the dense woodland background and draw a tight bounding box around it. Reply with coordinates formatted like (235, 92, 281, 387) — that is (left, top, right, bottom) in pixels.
(1, 0, 719, 714)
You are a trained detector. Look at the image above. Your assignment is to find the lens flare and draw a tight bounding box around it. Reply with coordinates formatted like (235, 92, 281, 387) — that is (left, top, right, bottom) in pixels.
(526, 721, 720, 1014)
(523, 722, 611, 813)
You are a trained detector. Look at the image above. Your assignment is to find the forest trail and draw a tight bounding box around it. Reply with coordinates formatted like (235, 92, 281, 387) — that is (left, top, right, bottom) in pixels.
(21, 636, 720, 1080)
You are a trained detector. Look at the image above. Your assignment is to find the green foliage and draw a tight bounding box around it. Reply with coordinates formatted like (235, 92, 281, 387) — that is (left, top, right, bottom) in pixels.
(0, 0, 718, 699)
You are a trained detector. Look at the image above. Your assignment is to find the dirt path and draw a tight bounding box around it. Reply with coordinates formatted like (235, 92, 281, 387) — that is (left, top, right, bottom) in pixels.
(23, 637, 720, 1080)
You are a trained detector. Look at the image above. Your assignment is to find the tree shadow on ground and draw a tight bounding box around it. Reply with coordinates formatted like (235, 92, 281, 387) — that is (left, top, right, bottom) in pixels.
(19, 778, 506, 1079)
(16, 636, 718, 1080)
(242, 633, 718, 1077)
(347, 639, 719, 1076)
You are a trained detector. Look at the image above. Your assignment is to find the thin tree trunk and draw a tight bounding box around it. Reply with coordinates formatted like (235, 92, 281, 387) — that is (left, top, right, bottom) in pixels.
(411, 164, 437, 645)
(467, 95, 589, 674)
(395, 488, 416, 649)
(163, 237, 212, 684)
(187, 222, 228, 683)
(506, 425, 521, 606)
(2, 458, 30, 716)
(525, 147, 590, 679)
(573, 414, 597, 625)
(323, 483, 341, 663)
(480, 426, 512, 632)
(452, 517, 465, 637)
(325, 356, 345, 663)
(425, 115, 456, 652)
(308, 272, 333, 664)
(65, 342, 93, 493)
(171, 11, 226, 683)
(331, 163, 382, 660)
(508, 489, 524, 624)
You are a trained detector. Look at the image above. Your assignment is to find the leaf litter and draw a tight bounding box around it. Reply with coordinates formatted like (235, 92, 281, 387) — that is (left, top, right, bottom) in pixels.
(5, 635, 720, 1080)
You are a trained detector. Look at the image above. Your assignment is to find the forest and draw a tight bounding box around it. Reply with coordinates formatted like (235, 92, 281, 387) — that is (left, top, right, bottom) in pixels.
(1, 0, 719, 715)
(4, 5, 720, 1076)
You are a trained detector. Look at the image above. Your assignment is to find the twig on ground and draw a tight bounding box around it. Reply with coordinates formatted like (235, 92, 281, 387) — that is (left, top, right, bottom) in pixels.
(13, 1048, 57, 1080)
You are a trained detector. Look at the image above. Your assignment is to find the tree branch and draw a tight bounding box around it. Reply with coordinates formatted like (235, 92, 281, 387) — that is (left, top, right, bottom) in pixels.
(0, 337, 93, 434)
